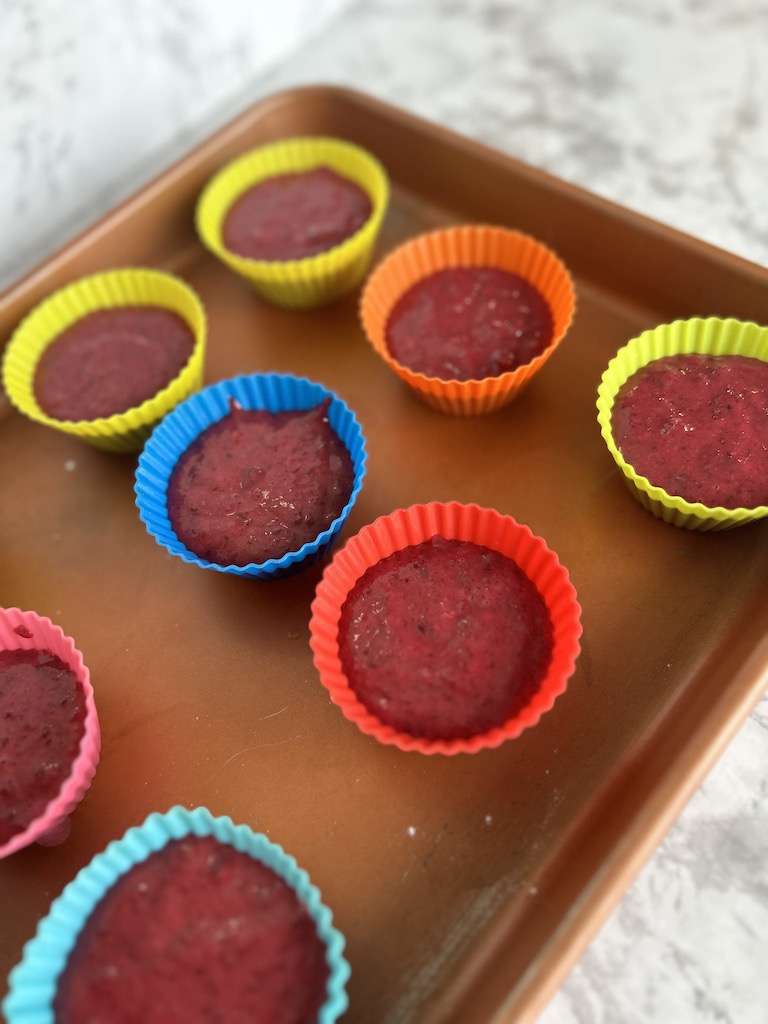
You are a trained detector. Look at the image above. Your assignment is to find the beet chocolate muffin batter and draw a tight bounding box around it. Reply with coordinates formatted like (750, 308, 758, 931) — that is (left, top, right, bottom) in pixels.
(612, 353, 768, 508)
(0, 648, 85, 845)
(338, 537, 553, 740)
(222, 166, 372, 262)
(385, 267, 553, 381)
(168, 400, 354, 567)
(54, 835, 329, 1024)
(34, 306, 194, 422)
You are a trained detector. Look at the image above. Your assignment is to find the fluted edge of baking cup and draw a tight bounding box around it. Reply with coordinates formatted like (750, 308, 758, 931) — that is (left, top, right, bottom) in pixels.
(309, 501, 582, 754)
(134, 372, 367, 579)
(3, 805, 350, 1024)
(195, 136, 390, 309)
(0, 608, 100, 859)
(359, 224, 576, 415)
(2, 268, 207, 452)
(597, 317, 768, 531)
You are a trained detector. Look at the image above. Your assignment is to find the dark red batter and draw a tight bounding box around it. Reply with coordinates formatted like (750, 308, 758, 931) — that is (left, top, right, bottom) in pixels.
(385, 267, 553, 381)
(168, 400, 354, 567)
(34, 306, 195, 421)
(0, 649, 85, 845)
(222, 166, 372, 261)
(338, 538, 553, 740)
(53, 835, 329, 1024)
(612, 354, 768, 508)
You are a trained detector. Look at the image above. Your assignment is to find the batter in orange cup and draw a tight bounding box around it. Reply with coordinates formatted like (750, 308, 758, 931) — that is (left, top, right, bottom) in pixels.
(360, 225, 576, 415)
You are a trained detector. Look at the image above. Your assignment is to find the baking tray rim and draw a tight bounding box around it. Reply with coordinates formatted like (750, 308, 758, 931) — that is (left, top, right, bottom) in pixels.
(2, 83, 768, 1024)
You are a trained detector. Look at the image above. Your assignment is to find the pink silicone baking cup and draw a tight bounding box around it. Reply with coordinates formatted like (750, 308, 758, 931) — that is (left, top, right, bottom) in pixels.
(0, 608, 100, 858)
(309, 502, 582, 755)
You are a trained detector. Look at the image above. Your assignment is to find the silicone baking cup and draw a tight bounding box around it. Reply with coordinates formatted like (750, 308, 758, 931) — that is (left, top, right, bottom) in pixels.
(2, 268, 206, 452)
(360, 225, 576, 415)
(135, 372, 367, 579)
(597, 317, 768, 531)
(309, 502, 582, 754)
(196, 136, 389, 309)
(0, 608, 99, 858)
(3, 805, 350, 1024)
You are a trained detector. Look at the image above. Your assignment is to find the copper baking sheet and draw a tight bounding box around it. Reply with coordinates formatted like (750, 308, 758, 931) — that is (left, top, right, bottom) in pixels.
(2, 86, 768, 1024)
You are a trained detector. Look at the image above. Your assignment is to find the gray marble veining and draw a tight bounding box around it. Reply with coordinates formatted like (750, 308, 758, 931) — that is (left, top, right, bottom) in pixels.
(2, 1, 768, 1022)
(0, 0, 351, 286)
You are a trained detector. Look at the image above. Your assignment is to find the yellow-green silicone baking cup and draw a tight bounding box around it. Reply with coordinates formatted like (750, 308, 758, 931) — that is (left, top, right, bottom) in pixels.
(195, 136, 389, 309)
(2, 268, 207, 452)
(597, 317, 768, 531)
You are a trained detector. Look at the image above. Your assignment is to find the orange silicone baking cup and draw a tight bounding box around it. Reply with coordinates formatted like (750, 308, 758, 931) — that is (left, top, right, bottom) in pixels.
(359, 225, 576, 415)
(309, 502, 582, 755)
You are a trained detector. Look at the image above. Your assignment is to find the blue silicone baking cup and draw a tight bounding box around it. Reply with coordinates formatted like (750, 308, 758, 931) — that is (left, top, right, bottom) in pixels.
(3, 805, 350, 1024)
(134, 372, 367, 579)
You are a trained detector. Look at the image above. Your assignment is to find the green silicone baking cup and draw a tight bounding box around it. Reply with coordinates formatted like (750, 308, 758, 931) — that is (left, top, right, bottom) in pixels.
(597, 317, 768, 531)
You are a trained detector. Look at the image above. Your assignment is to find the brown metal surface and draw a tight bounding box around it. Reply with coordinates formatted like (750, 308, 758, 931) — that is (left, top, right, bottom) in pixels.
(1, 86, 768, 1024)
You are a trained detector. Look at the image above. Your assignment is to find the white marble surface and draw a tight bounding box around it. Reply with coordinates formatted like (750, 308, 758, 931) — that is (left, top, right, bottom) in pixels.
(0, 0, 351, 286)
(3, 1, 768, 1021)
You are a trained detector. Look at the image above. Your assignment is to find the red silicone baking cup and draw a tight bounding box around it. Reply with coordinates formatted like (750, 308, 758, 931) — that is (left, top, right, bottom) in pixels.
(0, 608, 100, 857)
(309, 502, 582, 755)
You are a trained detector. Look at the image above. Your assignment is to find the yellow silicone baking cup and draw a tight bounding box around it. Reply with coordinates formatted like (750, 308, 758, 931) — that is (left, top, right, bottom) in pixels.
(597, 317, 768, 531)
(2, 269, 206, 452)
(195, 136, 389, 309)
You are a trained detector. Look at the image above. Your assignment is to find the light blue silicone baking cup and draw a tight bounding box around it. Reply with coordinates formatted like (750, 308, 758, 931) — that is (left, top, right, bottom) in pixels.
(3, 805, 350, 1024)
(134, 372, 367, 579)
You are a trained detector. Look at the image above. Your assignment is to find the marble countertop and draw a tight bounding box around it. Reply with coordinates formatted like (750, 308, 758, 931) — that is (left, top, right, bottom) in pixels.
(3, 1, 768, 1021)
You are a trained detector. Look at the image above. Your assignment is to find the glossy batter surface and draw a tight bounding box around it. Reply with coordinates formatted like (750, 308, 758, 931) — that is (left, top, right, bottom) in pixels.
(222, 166, 372, 261)
(612, 354, 768, 508)
(385, 267, 553, 380)
(54, 835, 329, 1024)
(339, 538, 553, 740)
(0, 649, 85, 844)
(168, 401, 354, 566)
(34, 306, 194, 421)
